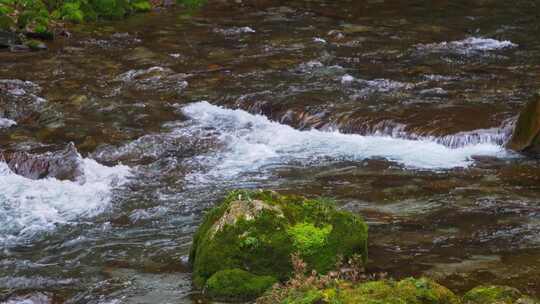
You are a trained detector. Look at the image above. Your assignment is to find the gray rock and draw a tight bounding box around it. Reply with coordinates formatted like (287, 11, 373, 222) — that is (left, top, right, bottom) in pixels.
(0, 143, 84, 181)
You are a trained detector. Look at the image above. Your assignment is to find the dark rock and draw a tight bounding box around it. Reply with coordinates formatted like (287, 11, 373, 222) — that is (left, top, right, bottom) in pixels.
(508, 93, 540, 154)
(25, 30, 54, 41)
(0, 30, 20, 48)
(0, 143, 84, 181)
(9, 44, 30, 52)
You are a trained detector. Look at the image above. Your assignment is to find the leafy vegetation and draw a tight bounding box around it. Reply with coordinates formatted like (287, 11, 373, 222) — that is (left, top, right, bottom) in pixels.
(0, 0, 206, 34)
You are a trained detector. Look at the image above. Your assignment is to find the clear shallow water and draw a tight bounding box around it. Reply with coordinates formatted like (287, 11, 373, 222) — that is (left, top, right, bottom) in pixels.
(1, 0, 540, 302)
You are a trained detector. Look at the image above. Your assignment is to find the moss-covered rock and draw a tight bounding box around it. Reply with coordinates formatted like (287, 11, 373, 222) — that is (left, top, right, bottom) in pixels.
(189, 190, 368, 300)
(205, 269, 277, 302)
(341, 278, 460, 304)
(508, 93, 540, 154)
(463, 285, 538, 304)
(268, 278, 460, 304)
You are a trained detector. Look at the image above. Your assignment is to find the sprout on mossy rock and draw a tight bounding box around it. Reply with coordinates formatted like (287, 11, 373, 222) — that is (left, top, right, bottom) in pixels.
(463, 285, 538, 304)
(189, 190, 369, 301)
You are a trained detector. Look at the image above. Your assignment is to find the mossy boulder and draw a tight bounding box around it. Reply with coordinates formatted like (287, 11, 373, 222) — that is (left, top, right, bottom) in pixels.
(274, 278, 460, 304)
(189, 190, 369, 300)
(508, 93, 540, 154)
(463, 285, 538, 304)
(341, 278, 460, 304)
(205, 269, 277, 302)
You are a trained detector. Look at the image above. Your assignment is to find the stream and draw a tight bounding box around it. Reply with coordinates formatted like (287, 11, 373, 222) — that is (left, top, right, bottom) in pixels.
(1, 0, 540, 302)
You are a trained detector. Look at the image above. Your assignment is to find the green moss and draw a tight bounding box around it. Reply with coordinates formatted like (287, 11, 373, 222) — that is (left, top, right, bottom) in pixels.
(92, 0, 128, 19)
(205, 269, 277, 302)
(463, 286, 524, 304)
(189, 190, 369, 300)
(0, 15, 14, 30)
(0, 3, 13, 15)
(282, 289, 326, 304)
(131, 0, 151, 11)
(397, 278, 460, 304)
(288, 222, 332, 256)
(59, 2, 84, 22)
(284, 278, 459, 304)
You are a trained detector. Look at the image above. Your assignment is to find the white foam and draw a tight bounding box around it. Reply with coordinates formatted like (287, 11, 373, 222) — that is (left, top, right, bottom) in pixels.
(0, 158, 130, 246)
(416, 37, 517, 54)
(0, 118, 17, 128)
(341, 74, 355, 83)
(214, 26, 256, 36)
(181, 102, 508, 182)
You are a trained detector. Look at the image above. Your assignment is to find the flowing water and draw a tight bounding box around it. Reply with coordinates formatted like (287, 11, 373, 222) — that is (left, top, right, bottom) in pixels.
(1, 0, 540, 302)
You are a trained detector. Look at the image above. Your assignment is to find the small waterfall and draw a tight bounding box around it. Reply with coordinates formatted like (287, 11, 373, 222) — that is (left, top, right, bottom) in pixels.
(363, 118, 515, 148)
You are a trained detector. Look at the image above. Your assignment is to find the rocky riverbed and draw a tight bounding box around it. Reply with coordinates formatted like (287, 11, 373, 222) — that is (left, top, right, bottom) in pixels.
(1, 0, 540, 303)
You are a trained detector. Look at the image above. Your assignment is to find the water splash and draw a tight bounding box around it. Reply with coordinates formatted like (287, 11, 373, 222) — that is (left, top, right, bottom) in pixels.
(416, 37, 517, 54)
(0, 118, 16, 128)
(180, 102, 508, 184)
(365, 119, 515, 148)
(0, 157, 130, 246)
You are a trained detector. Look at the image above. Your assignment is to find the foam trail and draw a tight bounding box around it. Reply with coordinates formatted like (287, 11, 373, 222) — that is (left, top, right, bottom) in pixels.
(0, 158, 130, 246)
(181, 102, 508, 181)
(416, 37, 517, 54)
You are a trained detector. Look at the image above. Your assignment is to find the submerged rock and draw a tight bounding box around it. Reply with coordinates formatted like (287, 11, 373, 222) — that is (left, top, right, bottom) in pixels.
(0, 143, 84, 181)
(117, 66, 189, 95)
(508, 93, 540, 154)
(189, 190, 368, 301)
(0, 79, 62, 128)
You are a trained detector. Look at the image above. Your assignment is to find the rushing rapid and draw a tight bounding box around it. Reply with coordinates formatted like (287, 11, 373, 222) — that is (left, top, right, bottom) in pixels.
(181, 101, 509, 179)
(0, 157, 130, 247)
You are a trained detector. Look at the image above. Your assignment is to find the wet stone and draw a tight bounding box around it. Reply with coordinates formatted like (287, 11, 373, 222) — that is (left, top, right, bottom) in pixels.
(0, 30, 21, 48)
(117, 66, 189, 95)
(0, 143, 84, 181)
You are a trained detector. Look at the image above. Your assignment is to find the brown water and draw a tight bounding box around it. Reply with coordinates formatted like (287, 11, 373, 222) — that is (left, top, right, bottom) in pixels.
(1, 0, 540, 302)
